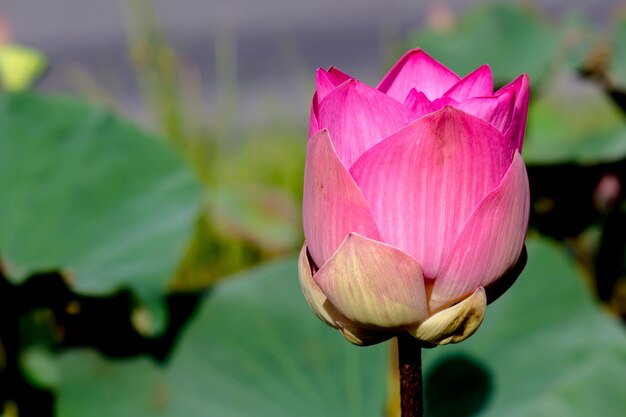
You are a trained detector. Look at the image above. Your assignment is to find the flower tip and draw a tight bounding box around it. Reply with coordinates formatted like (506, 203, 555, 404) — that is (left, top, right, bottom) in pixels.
(392, 48, 433, 65)
(515, 72, 530, 85)
(406, 47, 425, 55)
(309, 127, 330, 141)
(436, 105, 464, 116)
(402, 48, 435, 62)
(477, 63, 493, 76)
(345, 231, 359, 240)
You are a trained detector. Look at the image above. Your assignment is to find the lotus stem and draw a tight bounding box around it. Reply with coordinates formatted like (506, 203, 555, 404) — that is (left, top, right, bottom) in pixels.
(397, 334, 423, 417)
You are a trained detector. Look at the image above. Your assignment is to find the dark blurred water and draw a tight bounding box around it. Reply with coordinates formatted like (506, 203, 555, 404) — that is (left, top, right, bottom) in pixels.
(2, 0, 623, 125)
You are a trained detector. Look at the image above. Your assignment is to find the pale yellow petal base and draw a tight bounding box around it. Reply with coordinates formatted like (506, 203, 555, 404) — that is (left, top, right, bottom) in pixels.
(298, 244, 392, 346)
(407, 287, 487, 346)
(299, 243, 487, 347)
(298, 244, 337, 327)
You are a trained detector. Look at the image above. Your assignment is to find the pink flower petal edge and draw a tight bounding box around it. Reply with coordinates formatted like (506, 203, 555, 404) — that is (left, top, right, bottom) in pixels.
(302, 129, 381, 268)
(315, 67, 352, 102)
(310, 67, 353, 138)
(429, 152, 529, 312)
(309, 93, 320, 138)
(498, 74, 530, 152)
(454, 87, 516, 134)
(377, 49, 460, 102)
(314, 233, 428, 328)
(444, 65, 493, 102)
(403, 89, 436, 118)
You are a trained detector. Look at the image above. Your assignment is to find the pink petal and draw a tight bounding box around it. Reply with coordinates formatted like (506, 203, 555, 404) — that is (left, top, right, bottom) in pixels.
(404, 89, 436, 118)
(315, 67, 352, 102)
(314, 233, 428, 328)
(310, 68, 353, 138)
(377, 49, 460, 102)
(303, 129, 382, 268)
(404, 92, 457, 117)
(350, 107, 511, 280)
(454, 87, 516, 133)
(317, 79, 416, 167)
(430, 152, 529, 312)
(444, 65, 493, 102)
(404, 89, 458, 118)
(431, 96, 458, 109)
(309, 92, 320, 138)
(498, 74, 530, 152)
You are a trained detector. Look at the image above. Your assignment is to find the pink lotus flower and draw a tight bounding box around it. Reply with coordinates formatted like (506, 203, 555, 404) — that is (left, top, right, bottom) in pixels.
(299, 49, 530, 346)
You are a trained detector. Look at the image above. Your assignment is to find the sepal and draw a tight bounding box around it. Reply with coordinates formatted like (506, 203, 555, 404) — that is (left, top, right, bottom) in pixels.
(408, 287, 486, 345)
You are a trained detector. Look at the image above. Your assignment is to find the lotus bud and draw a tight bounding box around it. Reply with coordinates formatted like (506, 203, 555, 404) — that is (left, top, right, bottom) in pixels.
(300, 49, 530, 346)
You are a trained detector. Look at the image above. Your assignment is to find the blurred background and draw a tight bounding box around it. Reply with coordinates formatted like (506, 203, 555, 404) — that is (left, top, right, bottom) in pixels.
(1, 0, 626, 416)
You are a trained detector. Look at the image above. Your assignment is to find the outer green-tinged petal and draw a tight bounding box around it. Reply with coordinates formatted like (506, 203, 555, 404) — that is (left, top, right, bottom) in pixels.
(335, 321, 393, 346)
(298, 244, 338, 327)
(302, 130, 381, 268)
(444, 65, 493, 102)
(313, 233, 428, 329)
(298, 244, 396, 346)
(409, 287, 486, 345)
(430, 153, 529, 311)
(350, 107, 511, 280)
(317, 79, 415, 167)
(377, 49, 460, 101)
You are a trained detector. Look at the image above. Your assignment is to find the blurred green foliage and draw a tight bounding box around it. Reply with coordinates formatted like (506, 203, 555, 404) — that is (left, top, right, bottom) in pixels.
(610, 14, 626, 88)
(53, 239, 626, 417)
(407, 4, 558, 88)
(1, 1, 626, 417)
(119, 0, 304, 291)
(0, 92, 201, 304)
(523, 78, 626, 164)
